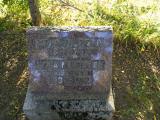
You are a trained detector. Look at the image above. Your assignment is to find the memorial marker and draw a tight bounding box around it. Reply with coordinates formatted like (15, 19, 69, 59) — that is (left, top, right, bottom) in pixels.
(23, 26, 115, 120)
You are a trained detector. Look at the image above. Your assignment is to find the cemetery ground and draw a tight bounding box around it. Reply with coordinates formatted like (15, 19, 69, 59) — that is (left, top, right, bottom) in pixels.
(0, 0, 160, 120)
(0, 32, 159, 120)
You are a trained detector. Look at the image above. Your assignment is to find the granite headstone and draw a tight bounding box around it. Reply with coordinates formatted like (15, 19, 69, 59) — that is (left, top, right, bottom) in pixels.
(23, 26, 115, 120)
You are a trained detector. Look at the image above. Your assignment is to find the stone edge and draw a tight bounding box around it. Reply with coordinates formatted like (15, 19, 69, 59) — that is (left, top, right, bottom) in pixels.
(26, 26, 113, 33)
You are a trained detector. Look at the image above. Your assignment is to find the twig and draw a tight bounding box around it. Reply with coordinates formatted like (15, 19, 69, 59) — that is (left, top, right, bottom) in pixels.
(56, 0, 93, 17)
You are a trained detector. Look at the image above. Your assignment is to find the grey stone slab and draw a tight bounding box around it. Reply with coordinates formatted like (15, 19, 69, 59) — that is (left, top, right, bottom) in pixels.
(24, 26, 115, 120)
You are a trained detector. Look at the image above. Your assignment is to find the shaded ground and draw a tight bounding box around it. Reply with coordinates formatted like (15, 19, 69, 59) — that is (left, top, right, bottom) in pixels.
(113, 40, 160, 120)
(0, 32, 160, 120)
(0, 32, 28, 120)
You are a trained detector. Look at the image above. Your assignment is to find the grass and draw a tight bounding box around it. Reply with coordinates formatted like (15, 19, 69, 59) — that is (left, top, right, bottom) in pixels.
(0, 0, 160, 46)
(39, 0, 160, 47)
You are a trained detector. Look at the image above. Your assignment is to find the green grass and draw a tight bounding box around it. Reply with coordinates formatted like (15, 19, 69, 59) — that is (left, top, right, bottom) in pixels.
(39, 0, 160, 47)
(0, 0, 160, 47)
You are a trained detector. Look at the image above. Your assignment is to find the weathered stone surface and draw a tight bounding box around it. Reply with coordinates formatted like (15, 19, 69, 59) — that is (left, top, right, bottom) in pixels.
(23, 85, 114, 120)
(23, 26, 115, 120)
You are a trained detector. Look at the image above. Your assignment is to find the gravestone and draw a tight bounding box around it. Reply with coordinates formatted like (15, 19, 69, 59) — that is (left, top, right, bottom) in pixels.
(23, 26, 115, 120)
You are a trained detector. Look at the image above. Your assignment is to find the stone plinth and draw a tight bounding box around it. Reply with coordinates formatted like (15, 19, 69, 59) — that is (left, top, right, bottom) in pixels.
(23, 26, 115, 120)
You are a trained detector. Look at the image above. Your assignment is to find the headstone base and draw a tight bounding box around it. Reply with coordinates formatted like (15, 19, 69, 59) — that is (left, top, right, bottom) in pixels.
(23, 87, 115, 120)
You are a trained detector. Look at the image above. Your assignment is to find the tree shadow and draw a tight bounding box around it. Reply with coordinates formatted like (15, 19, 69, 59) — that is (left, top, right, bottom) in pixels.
(0, 32, 28, 120)
(113, 38, 160, 120)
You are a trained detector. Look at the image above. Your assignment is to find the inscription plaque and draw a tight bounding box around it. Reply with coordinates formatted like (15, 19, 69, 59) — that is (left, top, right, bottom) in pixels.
(27, 27, 113, 99)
